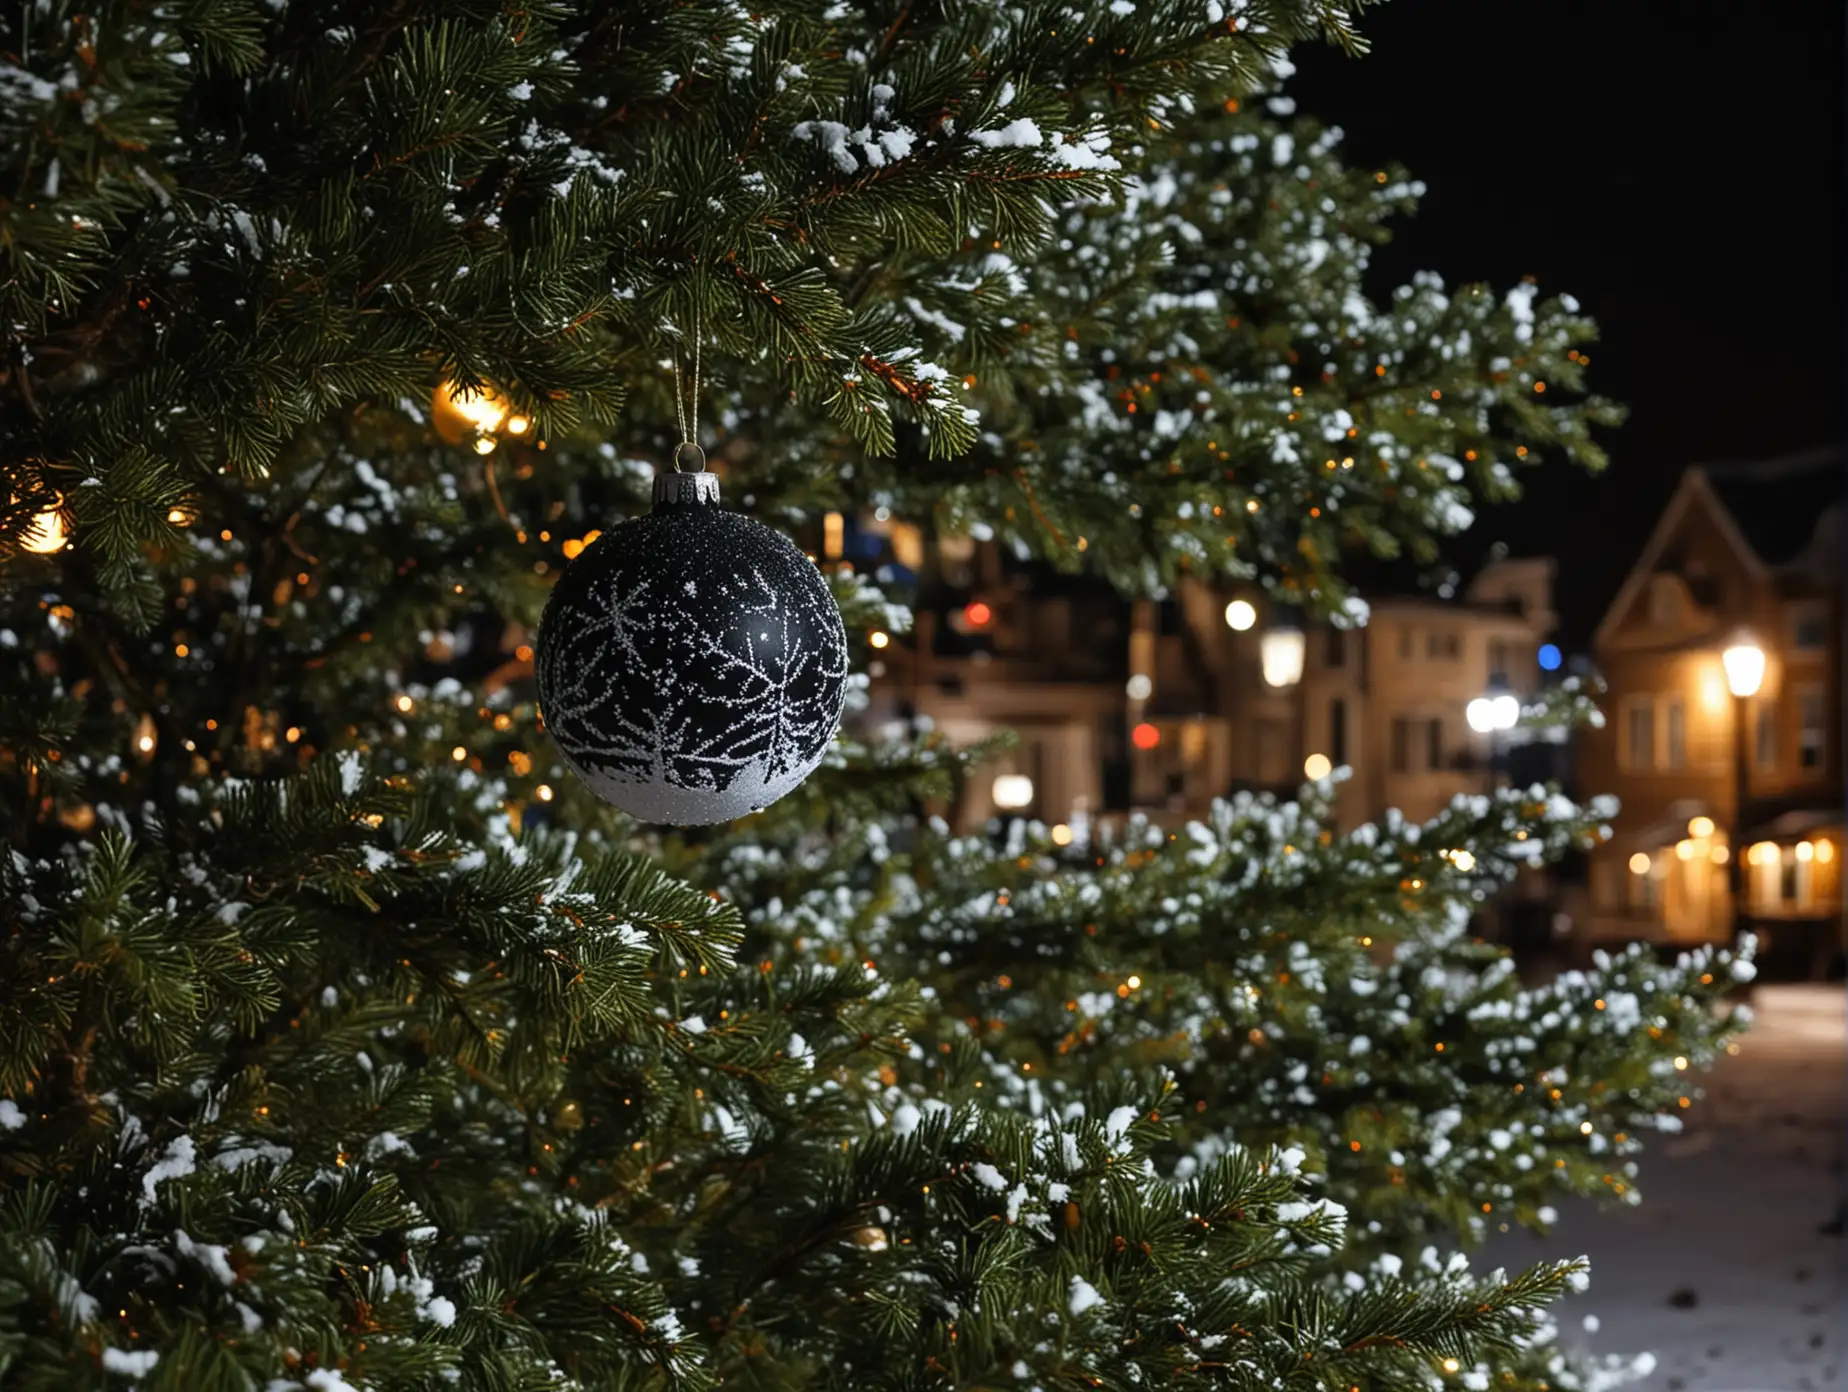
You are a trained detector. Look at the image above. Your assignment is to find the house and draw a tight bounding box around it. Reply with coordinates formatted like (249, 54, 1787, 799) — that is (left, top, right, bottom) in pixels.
(858, 517, 1562, 839)
(1578, 447, 1843, 975)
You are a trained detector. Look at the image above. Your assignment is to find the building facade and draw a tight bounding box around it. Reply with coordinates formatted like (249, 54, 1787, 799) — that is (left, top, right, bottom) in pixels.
(862, 533, 1562, 838)
(1578, 449, 1843, 976)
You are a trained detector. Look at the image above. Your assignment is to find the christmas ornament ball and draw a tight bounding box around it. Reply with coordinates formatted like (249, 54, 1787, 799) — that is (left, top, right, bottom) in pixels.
(536, 457, 848, 825)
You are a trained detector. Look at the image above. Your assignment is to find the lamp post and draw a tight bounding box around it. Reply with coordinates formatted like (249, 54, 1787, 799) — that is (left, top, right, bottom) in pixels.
(1721, 636, 1765, 940)
(1465, 680, 1521, 791)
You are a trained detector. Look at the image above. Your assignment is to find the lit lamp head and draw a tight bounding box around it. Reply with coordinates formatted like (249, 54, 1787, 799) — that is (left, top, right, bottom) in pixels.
(1466, 689, 1521, 734)
(991, 773, 1034, 811)
(1721, 635, 1765, 699)
(1260, 620, 1305, 689)
(1224, 598, 1257, 632)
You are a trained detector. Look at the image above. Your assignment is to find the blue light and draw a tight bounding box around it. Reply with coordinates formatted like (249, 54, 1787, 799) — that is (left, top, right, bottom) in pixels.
(1537, 643, 1562, 672)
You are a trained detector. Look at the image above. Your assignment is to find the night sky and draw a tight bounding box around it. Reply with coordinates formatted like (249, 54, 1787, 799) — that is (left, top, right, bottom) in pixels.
(1292, 0, 1846, 647)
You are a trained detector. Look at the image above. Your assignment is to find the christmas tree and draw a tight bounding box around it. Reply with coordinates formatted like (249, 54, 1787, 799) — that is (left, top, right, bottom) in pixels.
(0, 4, 1752, 1389)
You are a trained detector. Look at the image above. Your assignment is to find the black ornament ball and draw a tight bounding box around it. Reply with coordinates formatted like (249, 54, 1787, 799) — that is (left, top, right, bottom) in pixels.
(536, 463, 848, 825)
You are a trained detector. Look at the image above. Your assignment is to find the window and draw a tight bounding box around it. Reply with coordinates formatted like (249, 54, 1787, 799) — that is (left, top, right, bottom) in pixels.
(1425, 718, 1445, 771)
(1623, 698, 1655, 771)
(1791, 603, 1828, 652)
(1488, 638, 1511, 683)
(1330, 698, 1348, 767)
(1798, 685, 1826, 772)
(1626, 860, 1658, 912)
(1662, 698, 1685, 770)
(1756, 701, 1777, 771)
(1391, 717, 1413, 774)
(1325, 628, 1346, 668)
(1398, 628, 1414, 660)
(1647, 575, 1680, 627)
(1426, 631, 1459, 660)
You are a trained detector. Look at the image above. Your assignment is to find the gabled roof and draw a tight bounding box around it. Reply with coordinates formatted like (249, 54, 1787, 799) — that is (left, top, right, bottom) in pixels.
(1701, 445, 1843, 567)
(1593, 446, 1845, 650)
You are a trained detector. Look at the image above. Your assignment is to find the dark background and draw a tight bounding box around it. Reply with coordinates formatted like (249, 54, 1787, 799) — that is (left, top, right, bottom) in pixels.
(1293, 0, 1846, 648)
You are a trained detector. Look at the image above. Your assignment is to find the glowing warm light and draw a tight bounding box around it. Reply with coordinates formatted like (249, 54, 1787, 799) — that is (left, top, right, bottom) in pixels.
(1688, 816, 1715, 839)
(991, 774, 1035, 810)
(1442, 1360, 1461, 1375)
(137, 735, 155, 753)
(433, 379, 511, 444)
(869, 630, 890, 649)
(1675, 839, 1695, 862)
(472, 436, 497, 455)
(1628, 852, 1651, 875)
(562, 539, 585, 560)
(823, 511, 844, 560)
(1491, 694, 1520, 729)
(1303, 752, 1333, 780)
(1131, 722, 1161, 751)
(1674, 1056, 1688, 1070)
(1749, 841, 1778, 866)
(1126, 673, 1152, 701)
(536, 784, 554, 802)
(1050, 823, 1073, 846)
(1721, 638, 1765, 698)
(167, 506, 192, 525)
(1450, 850, 1476, 872)
(1224, 599, 1257, 631)
(1126, 975, 1142, 990)
(964, 600, 992, 628)
(451, 746, 467, 763)
(21, 506, 67, 555)
(1710, 845, 1729, 865)
(1260, 627, 1305, 688)
(505, 415, 530, 435)
(1579, 1121, 1594, 1135)
(1817, 840, 1836, 864)
(1796, 840, 1815, 863)
(395, 694, 414, 713)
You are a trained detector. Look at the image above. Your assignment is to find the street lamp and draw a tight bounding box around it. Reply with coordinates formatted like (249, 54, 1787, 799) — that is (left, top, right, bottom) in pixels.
(1721, 634, 1764, 942)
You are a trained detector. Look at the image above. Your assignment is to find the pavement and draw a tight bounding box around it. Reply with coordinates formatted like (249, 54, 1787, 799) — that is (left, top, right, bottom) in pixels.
(1489, 984, 1847, 1392)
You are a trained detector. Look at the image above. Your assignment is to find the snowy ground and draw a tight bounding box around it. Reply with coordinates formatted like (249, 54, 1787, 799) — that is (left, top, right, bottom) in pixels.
(1489, 985, 1846, 1392)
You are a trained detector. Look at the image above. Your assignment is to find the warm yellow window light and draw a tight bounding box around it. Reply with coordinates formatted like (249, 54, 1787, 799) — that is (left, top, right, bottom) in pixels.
(1261, 628, 1305, 688)
(1674, 839, 1695, 861)
(1628, 852, 1651, 875)
(1710, 844, 1729, 865)
(1796, 841, 1815, 863)
(1687, 815, 1715, 839)
(1817, 839, 1837, 865)
(1749, 841, 1778, 866)
(1721, 638, 1765, 699)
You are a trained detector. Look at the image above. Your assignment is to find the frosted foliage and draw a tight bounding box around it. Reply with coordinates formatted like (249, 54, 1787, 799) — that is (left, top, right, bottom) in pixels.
(538, 502, 848, 824)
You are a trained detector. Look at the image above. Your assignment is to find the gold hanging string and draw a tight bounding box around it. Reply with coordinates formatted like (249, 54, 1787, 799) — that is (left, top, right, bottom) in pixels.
(670, 291, 704, 464)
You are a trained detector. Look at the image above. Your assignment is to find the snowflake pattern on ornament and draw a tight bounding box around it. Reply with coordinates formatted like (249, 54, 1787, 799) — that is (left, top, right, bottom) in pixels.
(537, 498, 848, 825)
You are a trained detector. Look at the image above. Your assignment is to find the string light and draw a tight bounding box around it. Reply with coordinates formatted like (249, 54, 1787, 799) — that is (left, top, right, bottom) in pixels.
(869, 630, 890, 649)
(536, 784, 554, 802)
(20, 506, 67, 554)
